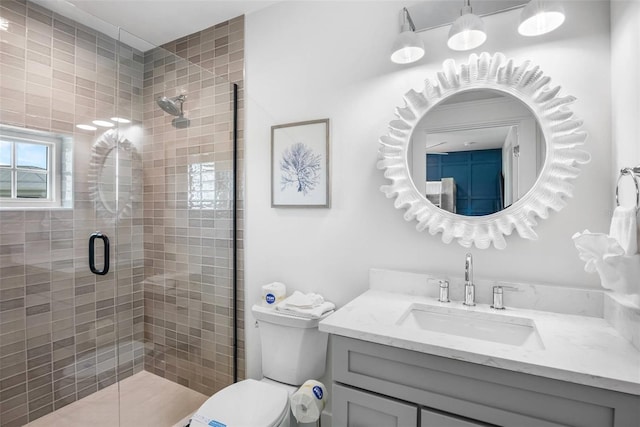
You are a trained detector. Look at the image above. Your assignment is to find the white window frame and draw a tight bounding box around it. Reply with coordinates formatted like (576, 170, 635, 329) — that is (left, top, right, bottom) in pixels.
(0, 126, 66, 209)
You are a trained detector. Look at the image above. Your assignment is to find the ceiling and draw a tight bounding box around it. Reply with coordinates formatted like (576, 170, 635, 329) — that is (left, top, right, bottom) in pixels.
(31, 0, 278, 51)
(30, 1, 530, 52)
(422, 91, 515, 153)
(425, 126, 514, 153)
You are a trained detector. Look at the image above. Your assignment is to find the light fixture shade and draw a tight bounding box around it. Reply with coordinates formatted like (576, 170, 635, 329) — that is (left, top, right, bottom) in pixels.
(447, 9, 487, 51)
(518, 0, 565, 36)
(391, 30, 425, 64)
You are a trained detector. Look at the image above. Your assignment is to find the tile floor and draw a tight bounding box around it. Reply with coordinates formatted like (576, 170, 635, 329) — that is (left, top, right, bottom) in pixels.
(24, 371, 208, 427)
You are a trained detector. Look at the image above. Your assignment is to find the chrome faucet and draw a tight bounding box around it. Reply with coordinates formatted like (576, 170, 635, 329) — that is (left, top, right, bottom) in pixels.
(463, 253, 475, 306)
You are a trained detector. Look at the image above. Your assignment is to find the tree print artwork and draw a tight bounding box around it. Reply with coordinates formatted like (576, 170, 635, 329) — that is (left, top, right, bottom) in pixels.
(271, 119, 329, 207)
(279, 142, 322, 195)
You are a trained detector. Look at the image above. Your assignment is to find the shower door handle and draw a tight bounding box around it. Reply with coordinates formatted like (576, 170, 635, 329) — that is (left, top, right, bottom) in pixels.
(89, 232, 110, 275)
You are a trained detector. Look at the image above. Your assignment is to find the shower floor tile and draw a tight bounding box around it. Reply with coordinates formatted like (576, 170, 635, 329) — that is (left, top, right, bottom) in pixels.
(24, 371, 208, 427)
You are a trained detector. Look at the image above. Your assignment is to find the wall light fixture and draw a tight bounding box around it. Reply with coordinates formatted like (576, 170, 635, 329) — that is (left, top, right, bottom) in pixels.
(391, 1, 566, 63)
(518, 0, 566, 36)
(391, 7, 425, 64)
(447, 0, 487, 51)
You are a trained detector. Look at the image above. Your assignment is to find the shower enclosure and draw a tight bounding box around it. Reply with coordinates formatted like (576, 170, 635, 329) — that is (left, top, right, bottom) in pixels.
(0, 1, 244, 425)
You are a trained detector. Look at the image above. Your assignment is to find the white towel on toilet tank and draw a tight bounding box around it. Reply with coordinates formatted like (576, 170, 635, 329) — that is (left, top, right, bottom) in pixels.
(281, 290, 324, 308)
(609, 206, 638, 255)
(276, 291, 335, 318)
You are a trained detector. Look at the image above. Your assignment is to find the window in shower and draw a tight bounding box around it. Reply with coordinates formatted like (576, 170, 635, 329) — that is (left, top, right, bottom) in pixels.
(0, 125, 73, 208)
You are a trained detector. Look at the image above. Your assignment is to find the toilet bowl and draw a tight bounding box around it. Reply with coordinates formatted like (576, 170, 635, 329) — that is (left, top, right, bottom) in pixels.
(189, 304, 331, 427)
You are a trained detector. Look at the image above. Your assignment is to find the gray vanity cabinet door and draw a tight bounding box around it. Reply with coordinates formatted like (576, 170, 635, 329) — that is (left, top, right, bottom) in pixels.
(333, 383, 418, 427)
(421, 408, 492, 427)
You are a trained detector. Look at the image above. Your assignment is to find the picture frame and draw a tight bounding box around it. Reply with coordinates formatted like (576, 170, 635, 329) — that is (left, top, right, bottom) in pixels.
(271, 119, 330, 208)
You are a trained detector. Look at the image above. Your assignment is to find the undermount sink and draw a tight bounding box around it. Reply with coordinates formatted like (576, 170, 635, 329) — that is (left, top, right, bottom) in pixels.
(396, 303, 545, 350)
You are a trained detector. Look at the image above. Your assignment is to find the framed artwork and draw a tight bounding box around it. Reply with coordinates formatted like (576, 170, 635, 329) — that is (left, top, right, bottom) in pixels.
(271, 119, 330, 208)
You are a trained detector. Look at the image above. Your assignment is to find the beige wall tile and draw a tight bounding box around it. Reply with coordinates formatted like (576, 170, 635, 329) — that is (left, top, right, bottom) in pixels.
(1, 4, 244, 425)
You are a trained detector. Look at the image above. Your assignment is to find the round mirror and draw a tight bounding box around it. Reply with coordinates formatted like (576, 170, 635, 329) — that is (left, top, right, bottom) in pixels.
(409, 89, 545, 216)
(378, 52, 590, 249)
(89, 129, 141, 222)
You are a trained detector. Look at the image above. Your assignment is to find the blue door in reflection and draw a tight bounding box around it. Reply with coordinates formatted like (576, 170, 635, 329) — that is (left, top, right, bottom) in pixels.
(427, 149, 503, 216)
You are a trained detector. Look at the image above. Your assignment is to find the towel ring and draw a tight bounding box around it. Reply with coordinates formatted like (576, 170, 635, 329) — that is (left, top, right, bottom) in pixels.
(616, 167, 640, 211)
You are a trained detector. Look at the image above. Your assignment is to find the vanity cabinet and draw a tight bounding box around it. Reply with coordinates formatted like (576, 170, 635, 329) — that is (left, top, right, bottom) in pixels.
(331, 335, 640, 427)
(333, 383, 417, 427)
(333, 383, 488, 427)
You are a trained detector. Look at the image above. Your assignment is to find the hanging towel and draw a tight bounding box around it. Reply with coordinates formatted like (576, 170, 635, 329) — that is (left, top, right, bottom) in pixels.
(573, 230, 640, 295)
(572, 230, 625, 274)
(609, 206, 638, 255)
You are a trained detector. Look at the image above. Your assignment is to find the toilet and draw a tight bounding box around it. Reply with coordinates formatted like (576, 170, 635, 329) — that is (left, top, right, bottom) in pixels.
(189, 304, 331, 427)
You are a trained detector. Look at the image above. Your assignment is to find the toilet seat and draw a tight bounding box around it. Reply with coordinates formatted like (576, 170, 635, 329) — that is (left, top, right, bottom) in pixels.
(189, 379, 289, 427)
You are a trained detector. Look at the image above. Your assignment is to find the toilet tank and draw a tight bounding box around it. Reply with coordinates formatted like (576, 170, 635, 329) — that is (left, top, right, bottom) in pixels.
(252, 304, 330, 386)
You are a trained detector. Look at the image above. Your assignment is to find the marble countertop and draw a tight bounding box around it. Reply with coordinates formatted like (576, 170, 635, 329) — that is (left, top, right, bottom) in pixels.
(319, 289, 640, 395)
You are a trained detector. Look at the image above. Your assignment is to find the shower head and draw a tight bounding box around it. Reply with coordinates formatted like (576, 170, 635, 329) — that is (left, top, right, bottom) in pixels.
(157, 94, 190, 128)
(172, 116, 190, 129)
(156, 94, 186, 117)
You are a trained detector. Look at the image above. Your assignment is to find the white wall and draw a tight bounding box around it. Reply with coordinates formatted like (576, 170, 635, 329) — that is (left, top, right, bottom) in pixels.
(611, 0, 640, 242)
(245, 0, 613, 383)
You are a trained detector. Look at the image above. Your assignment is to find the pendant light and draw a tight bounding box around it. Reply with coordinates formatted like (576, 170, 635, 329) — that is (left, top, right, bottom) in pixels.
(391, 7, 425, 64)
(518, 0, 565, 37)
(447, 0, 487, 51)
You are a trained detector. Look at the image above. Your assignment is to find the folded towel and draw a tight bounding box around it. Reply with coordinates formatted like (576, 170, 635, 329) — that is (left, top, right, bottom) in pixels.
(281, 290, 325, 308)
(609, 206, 638, 255)
(276, 304, 335, 319)
(276, 300, 335, 319)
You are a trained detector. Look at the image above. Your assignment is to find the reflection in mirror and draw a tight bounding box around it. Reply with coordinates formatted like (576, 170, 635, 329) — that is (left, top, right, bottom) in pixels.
(409, 90, 544, 216)
(98, 145, 136, 213)
(188, 153, 216, 210)
(89, 129, 142, 222)
(188, 152, 233, 211)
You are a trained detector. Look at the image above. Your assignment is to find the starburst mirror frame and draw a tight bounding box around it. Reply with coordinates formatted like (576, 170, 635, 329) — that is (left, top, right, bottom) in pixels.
(377, 52, 590, 249)
(88, 129, 142, 223)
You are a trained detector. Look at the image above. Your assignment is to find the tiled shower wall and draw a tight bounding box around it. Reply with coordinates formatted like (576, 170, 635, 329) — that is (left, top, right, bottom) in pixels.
(0, 1, 244, 424)
(141, 16, 245, 395)
(0, 0, 145, 425)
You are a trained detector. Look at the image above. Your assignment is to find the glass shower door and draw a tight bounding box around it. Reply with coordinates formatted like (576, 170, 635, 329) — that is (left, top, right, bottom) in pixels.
(1, 3, 240, 426)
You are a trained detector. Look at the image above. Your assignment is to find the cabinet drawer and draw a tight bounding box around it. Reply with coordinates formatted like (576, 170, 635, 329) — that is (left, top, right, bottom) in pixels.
(333, 383, 418, 427)
(421, 408, 494, 427)
(332, 335, 640, 427)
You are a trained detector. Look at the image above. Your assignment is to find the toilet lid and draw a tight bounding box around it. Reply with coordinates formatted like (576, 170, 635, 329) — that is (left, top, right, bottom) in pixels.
(190, 379, 289, 427)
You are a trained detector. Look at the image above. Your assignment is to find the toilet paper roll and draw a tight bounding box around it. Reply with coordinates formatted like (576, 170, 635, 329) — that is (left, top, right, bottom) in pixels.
(290, 380, 326, 424)
(262, 282, 286, 306)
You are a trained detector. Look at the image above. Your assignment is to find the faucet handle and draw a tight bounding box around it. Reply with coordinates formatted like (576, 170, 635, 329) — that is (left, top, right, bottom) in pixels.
(491, 285, 517, 310)
(438, 280, 450, 303)
(491, 286, 505, 310)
